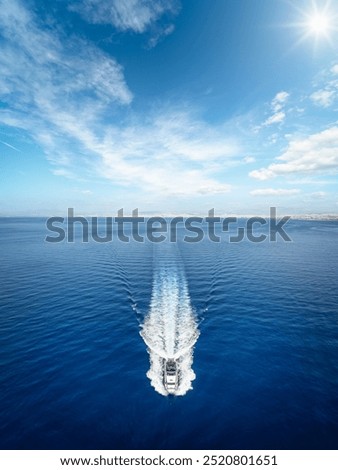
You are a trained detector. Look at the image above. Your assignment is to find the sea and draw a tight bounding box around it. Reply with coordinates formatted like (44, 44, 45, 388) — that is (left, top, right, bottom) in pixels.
(0, 217, 337, 450)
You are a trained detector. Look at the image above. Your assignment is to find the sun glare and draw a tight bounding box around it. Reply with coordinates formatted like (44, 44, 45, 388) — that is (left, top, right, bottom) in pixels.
(286, 1, 338, 51)
(307, 12, 331, 35)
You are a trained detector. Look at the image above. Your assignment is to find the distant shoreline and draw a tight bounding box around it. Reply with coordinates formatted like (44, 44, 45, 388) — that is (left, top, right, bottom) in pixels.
(1, 214, 338, 221)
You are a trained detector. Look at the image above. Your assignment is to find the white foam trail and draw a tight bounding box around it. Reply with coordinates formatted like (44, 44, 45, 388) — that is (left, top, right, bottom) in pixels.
(141, 245, 199, 396)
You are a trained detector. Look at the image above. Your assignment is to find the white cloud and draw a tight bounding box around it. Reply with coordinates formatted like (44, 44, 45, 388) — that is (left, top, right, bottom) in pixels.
(70, 0, 178, 33)
(147, 23, 175, 48)
(0, 0, 237, 198)
(261, 91, 289, 127)
(243, 156, 255, 164)
(272, 91, 289, 112)
(309, 65, 338, 108)
(0, 0, 132, 108)
(263, 111, 285, 126)
(311, 191, 326, 198)
(51, 168, 77, 179)
(62, 109, 237, 196)
(331, 64, 338, 75)
(250, 188, 300, 196)
(311, 89, 335, 108)
(250, 126, 338, 180)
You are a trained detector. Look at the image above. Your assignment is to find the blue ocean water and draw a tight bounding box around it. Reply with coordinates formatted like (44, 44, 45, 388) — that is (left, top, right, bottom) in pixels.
(0, 218, 338, 449)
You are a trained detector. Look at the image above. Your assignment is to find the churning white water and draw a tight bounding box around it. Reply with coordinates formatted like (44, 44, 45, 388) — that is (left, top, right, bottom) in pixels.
(141, 244, 199, 396)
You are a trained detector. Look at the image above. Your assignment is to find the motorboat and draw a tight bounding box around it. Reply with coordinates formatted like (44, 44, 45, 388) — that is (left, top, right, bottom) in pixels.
(163, 359, 178, 394)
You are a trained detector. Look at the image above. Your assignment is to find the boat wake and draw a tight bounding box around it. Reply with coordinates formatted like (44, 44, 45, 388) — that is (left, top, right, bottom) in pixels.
(141, 244, 199, 396)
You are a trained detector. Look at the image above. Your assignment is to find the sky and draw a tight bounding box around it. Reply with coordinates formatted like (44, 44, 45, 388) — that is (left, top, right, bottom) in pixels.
(0, 0, 338, 216)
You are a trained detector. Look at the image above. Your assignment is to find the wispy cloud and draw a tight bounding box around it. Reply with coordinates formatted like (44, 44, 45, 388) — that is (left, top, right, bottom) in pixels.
(41, 107, 238, 196)
(250, 126, 338, 180)
(331, 64, 338, 75)
(311, 191, 326, 198)
(310, 89, 335, 107)
(263, 111, 286, 126)
(147, 23, 175, 48)
(95, 110, 238, 195)
(261, 91, 289, 127)
(0, 1, 132, 105)
(310, 64, 338, 108)
(0, 0, 238, 197)
(243, 156, 256, 164)
(51, 168, 78, 179)
(272, 91, 289, 112)
(250, 188, 300, 196)
(69, 0, 179, 34)
(0, 139, 20, 151)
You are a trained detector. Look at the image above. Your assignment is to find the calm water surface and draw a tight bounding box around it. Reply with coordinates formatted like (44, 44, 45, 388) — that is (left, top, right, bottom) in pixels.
(0, 218, 337, 449)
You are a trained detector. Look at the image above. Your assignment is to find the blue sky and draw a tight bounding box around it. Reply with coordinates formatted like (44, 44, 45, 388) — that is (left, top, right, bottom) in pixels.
(0, 0, 338, 216)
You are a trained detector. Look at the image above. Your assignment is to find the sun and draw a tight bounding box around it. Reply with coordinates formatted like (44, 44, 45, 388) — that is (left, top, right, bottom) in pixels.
(307, 12, 331, 36)
(284, 1, 338, 51)
(301, 1, 336, 42)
